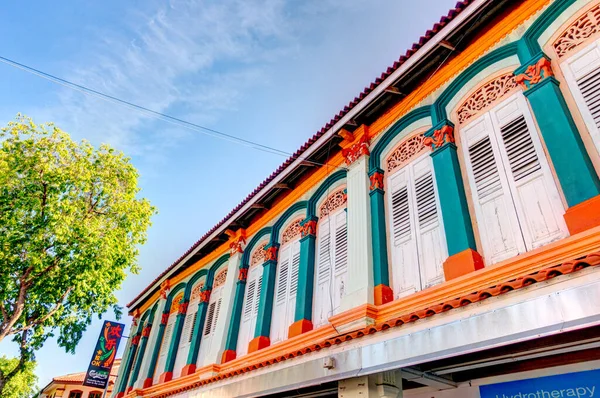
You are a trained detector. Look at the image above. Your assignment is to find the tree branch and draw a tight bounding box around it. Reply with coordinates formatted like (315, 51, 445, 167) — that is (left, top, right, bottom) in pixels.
(10, 287, 72, 335)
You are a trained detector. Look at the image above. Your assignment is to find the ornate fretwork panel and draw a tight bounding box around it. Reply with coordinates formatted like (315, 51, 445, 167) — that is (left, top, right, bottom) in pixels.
(457, 73, 518, 125)
(554, 4, 600, 58)
(250, 242, 268, 267)
(213, 268, 228, 288)
(281, 218, 302, 244)
(319, 187, 347, 218)
(385, 134, 427, 173)
(190, 282, 205, 302)
(170, 292, 184, 314)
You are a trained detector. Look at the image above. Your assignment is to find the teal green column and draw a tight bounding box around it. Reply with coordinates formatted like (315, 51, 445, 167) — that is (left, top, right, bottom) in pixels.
(162, 300, 189, 382)
(114, 329, 140, 398)
(127, 322, 152, 391)
(182, 290, 210, 374)
(144, 311, 168, 388)
(290, 217, 317, 336)
(427, 123, 478, 256)
(368, 168, 393, 305)
(516, 54, 600, 207)
(222, 269, 247, 362)
(251, 244, 279, 351)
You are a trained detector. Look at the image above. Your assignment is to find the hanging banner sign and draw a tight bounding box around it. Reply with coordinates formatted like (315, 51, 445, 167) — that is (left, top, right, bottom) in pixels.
(480, 369, 600, 398)
(82, 320, 125, 388)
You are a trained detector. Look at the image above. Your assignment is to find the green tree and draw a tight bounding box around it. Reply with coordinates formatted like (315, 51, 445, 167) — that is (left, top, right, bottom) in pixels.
(0, 357, 36, 398)
(0, 116, 155, 393)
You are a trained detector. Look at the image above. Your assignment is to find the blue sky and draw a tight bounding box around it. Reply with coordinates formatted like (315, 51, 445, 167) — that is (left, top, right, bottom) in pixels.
(0, 0, 457, 389)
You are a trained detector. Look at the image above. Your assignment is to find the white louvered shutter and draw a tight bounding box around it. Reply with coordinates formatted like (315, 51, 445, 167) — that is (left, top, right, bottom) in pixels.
(462, 94, 566, 265)
(313, 221, 332, 328)
(561, 38, 600, 153)
(412, 156, 447, 288)
(388, 168, 420, 298)
(287, 241, 301, 334)
(331, 210, 348, 313)
(490, 95, 567, 249)
(153, 314, 175, 383)
(270, 246, 289, 344)
(173, 299, 198, 378)
(236, 265, 262, 357)
(197, 287, 222, 367)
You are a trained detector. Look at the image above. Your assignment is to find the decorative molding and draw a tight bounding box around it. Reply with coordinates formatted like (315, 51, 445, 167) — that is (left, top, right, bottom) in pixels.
(190, 283, 205, 302)
(213, 269, 228, 288)
(281, 218, 303, 244)
(199, 288, 212, 304)
(385, 133, 427, 172)
(515, 57, 554, 90)
(228, 230, 247, 256)
(456, 73, 518, 125)
(424, 125, 455, 151)
(553, 3, 600, 58)
(342, 135, 370, 165)
(142, 326, 152, 337)
(160, 280, 171, 300)
(238, 267, 249, 282)
(300, 219, 317, 238)
(177, 301, 189, 315)
(265, 246, 279, 262)
(131, 308, 141, 327)
(319, 188, 347, 218)
(250, 243, 268, 267)
(369, 171, 385, 191)
(160, 312, 169, 325)
(170, 293, 184, 314)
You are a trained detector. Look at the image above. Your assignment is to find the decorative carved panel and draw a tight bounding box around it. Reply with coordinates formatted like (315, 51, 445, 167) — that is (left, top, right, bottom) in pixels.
(457, 73, 518, 125)
(170, 292, 184, 314)
(385, 134, 427, 173)
(213, 268, 228, 288)
(190, 282, 205, 302)
(281, 218, 303, 244)
(554, 4, 600, 58)
(250, 242, 268, 267)
(319, 187, 347, 218)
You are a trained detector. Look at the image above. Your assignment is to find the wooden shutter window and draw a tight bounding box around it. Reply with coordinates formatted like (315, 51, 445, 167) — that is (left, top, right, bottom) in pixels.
(334, 216, 348, 273)
(188, 311, 198, 343)
(469, 136, 502, 199)
(577, 66, 600, 130)
(243, 280, 255, 320)
(415, 172, 437, 229)
(276, 257, 289, 304)
(317, 232, 331, 282)
(391, 185, 411, 243)
(204, 302, 216, 336)
(290, 247, 300, 296)
(255, 275, 262, 314)
(500, 115, 541, 181)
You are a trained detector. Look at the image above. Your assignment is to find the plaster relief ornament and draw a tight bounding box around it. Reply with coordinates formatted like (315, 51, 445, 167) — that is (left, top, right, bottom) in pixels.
(300, 219, 317, 238)
(238, 267, 249, 282)
(319, 188, 347, 218)
(554, 4, 600, 58)
(369, 171, 385, 191)
(160, 279, 171, 300)
(281, 219, 303, 244)
(250, 243, 268, 267)
(265, 246, 279, 262)
(515, 57, 554, 90)
(213, 268, 228, 288)
(342, 135, 370, 165)
(424, 125, 455, 151)
(456, 73, 517, 125)
(386, 133, 427, 172)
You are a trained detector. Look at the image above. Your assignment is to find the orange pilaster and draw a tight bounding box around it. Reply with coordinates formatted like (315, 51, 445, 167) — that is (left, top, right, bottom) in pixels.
(564, 194, 600, 235)
(181, 363, 196, 376)
(158, 371, 173, 384)
(222, 349, 237, 363)
(248, 336, 270, 353)
(443, 248, 484, 281)
(288, 319, 313, 338)
(374, 284, 394, 305)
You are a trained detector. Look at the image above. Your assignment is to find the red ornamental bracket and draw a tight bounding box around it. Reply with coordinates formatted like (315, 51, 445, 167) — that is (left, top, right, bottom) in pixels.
(142, 326, 152, 337)
(160, 279, 171, 300)
(424, 125, 454, 151)
(161, 313, 169, 325)
(369, 172, 384, 191)
(300, 220, 317, 238)
(229, 236, 246, 256)
(342, 135, 371, 165)
(199, 289, 212, 303)
(132, 334, 141, 346)
(178, 302, 189, 315)
(266, 246, 279, 262)
(238, 268, 249, 282)
(516, 57, 554, 90)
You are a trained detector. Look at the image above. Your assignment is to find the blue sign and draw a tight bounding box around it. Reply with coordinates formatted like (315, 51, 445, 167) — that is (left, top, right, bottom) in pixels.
(480, 369, 600, 398)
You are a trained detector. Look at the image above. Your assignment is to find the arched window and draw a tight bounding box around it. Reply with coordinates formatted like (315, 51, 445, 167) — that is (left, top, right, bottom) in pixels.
(313, 188, 348, 328)
(89, 392, 102, 398)
(197, 268, 227, 366)
(173, 280, 204, 377)
(458, 90, 567, 264)
(68, 391, 82, 398)
(385, 132, 447, 299)
(153, 292, 183, 384)
(270, 219, 302, 344)
(237, 242, 266, 356)
(554, 2, 600, 154)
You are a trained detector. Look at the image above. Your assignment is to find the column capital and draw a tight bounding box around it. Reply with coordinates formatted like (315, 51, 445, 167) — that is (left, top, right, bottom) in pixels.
(160, 312, 169, 325)
(226, 229, 247, 256)
(515, 54, 554, 91)
(300, 217, 318, 238)
(130, 308, 141, 327)
(159, 279, 171, 300)
(368, 168, 385, 192)
(199, 287, 212, 303)
(131, 333, 141, 346)
(340, 125, 371, 166)
(177, 301, 189, 316)
(424, 123, 455, 152)
(237, 267, 249, 282)
(264, 244, 279, 263)
(142, 325, 152, 337)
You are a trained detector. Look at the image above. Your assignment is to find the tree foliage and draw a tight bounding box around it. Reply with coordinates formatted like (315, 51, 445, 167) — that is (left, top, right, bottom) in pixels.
(0, 357, 36, 398)
(0, 116, 155, 392)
